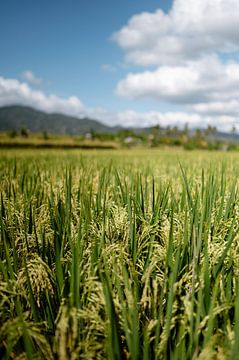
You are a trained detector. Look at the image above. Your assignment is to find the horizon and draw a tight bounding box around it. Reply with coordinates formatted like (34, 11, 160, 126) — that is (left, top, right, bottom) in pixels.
(1, 104, 236, 135)
(1, 0, 239, 132)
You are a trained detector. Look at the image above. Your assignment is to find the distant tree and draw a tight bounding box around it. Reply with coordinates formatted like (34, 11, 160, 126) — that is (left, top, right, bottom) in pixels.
(20, 127, 29, 137)
(42, 130, 49, 140)
(231, 124, 237, 135)
(117, 129, 135, 140)
(90, 128, 96, 139)
(171, 126, 179, 137)
(8, 129, 18, 138)
(165, 125, 179, 137)
(194, 128, 203, 140)
(205, 125, 217, 137)
(152, 124, 161, 136)
(165, 126, 172, 136)
(182, 123, 189, 137)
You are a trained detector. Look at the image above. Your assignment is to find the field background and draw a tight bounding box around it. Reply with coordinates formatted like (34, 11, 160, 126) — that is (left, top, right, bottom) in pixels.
(1, 148, 239, 359)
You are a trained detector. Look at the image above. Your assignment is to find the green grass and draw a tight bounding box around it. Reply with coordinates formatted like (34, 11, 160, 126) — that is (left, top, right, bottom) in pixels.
(1, 148, 239, 359)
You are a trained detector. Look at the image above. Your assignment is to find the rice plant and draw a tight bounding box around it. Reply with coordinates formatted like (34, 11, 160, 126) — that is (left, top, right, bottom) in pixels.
(1, 149, 239, 359)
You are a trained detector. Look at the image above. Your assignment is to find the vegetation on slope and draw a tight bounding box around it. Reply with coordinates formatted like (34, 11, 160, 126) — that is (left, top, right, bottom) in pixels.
(0, 105, 112, 135)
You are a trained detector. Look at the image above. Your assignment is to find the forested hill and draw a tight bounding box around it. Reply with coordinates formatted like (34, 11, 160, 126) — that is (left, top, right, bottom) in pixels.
(0, 105, 113, 135)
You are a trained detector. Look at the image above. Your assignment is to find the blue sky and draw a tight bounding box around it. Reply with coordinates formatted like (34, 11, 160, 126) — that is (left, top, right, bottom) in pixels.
(0, 0, 171, 110)
(1, 0, 239, 131)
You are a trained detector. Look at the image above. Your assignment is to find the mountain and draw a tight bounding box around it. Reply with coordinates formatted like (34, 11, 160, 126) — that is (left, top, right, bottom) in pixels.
(1, 105, 239, 142)
(0, 105, 113, 135)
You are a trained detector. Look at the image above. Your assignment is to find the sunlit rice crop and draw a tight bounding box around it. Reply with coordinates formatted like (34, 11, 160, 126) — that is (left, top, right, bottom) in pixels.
(1, 148, 239, 359)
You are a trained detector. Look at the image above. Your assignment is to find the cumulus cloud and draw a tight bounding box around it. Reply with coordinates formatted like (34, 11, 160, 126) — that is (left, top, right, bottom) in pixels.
(0, 77, 85, 116)
(192, 100, 239, 116)
(85, 107, 237, 132)
(113, 0, 239, 66)
(21, 70, 42, 85)
(111, 110, 237, 132)
(0, 76, 238, 132)
(116, 56, 239, 104)
(112, 0, 239, 129)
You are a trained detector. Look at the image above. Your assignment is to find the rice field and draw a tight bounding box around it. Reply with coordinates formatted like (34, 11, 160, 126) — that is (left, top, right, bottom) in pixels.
(1, 148, 239, 359)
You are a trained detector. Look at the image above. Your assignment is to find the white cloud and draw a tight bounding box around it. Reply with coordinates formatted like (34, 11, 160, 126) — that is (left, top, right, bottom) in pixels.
(116, 56, 239, 105)
(111, 110, 237, 132)
(192, 100, 239, 116)
(113, 0, 239, 66)
(0, 76, 238, 132)
(85, 107, 237, 132)
(0, 77, 85, 116)
(21, 70, 42, 85)
(113, 0, 239, 127)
